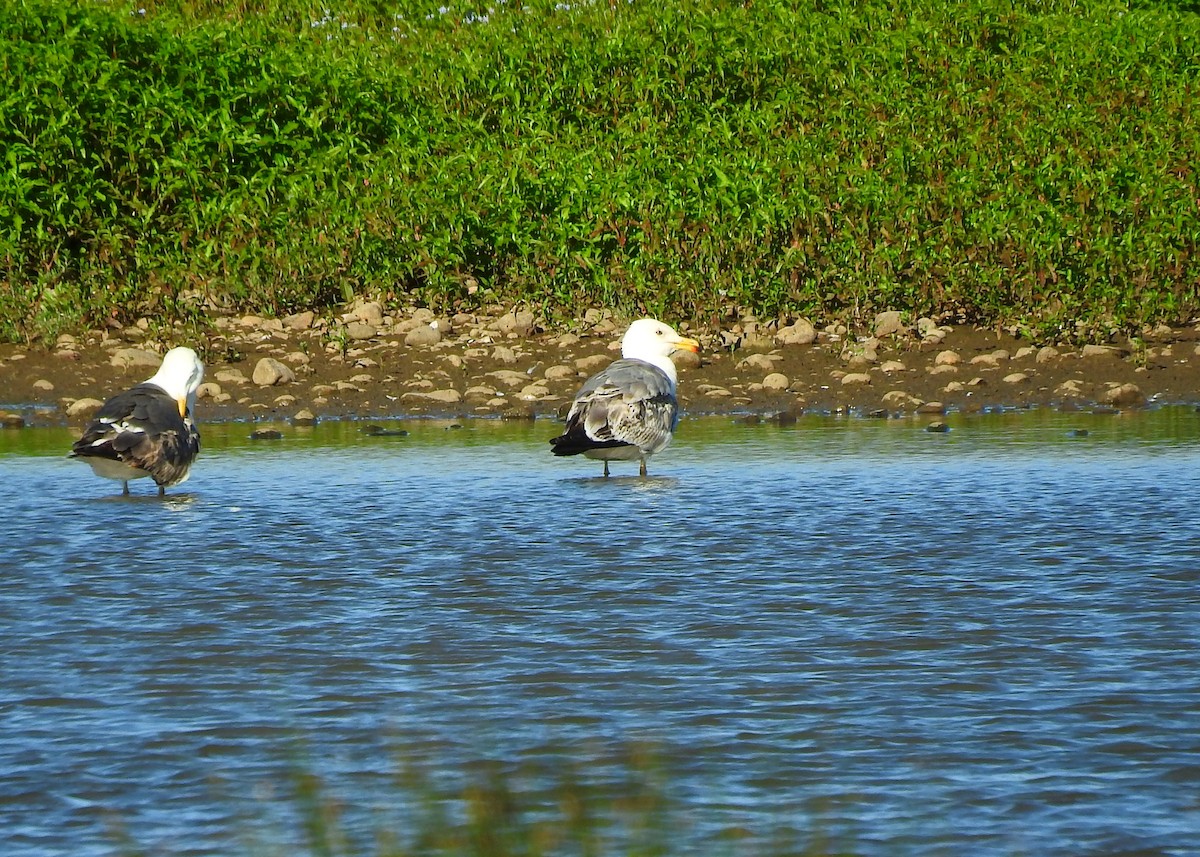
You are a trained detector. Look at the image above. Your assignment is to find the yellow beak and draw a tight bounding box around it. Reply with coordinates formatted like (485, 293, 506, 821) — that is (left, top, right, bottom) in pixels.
(672, 336, 701, 354)
(177, 397, 187, 419)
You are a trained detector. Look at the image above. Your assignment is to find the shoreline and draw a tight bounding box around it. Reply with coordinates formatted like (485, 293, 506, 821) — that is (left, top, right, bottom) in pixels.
(3, 305, 1200, 429)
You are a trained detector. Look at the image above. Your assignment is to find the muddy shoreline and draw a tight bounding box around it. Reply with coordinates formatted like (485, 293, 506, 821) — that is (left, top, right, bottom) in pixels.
(3, 305, 1200, 429)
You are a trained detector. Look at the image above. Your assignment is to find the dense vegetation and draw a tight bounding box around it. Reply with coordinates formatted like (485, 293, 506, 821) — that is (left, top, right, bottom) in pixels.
(2, 0, 1199, 344)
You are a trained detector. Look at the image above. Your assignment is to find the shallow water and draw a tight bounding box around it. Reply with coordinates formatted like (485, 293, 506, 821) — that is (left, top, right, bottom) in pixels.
(3, 409, 1200, 856)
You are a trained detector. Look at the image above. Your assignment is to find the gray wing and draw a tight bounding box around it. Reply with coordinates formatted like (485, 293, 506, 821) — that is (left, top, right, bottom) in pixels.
(567, 359, 679, 454)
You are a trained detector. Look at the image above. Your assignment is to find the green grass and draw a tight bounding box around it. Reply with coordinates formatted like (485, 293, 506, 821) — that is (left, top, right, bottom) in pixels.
(2, 0, 1199, 344)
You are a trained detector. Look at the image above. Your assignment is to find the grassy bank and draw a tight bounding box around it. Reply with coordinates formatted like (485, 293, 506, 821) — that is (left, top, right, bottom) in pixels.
(2, 0, 1199, 344)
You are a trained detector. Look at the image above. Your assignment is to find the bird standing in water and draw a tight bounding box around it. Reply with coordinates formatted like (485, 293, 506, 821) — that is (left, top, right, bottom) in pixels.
(70, 347, 204, 495)
(550, 318, 700, 477)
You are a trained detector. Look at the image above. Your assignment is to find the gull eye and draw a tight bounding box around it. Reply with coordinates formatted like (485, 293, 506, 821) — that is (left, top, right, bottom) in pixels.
(656, 328, 664, 336)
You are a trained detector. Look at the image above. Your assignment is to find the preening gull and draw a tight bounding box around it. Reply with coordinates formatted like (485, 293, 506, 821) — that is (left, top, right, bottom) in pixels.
(70, 346, 204, 495)
(550, 318, 700, 476)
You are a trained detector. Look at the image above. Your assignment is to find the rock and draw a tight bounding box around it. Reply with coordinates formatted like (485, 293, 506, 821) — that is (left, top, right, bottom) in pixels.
(491, 345, 519, 364)
(881, 390, 921, 408)
(673, 349, 702, 370)
(404, 389, 462, 404)
(738, 353, 776, 371)
(489, 369, 531, 388)
(349, 300, 384, 326)
(762, 373, 790, 390)
(1, 413, 26, 429)
(1036, 346, 1060, 363)
(1014, 346, 1036, 360)
(215, 369, 250, 386)
(1003, 372, 1030, 384)
(544, 364, 577, 381)
(293, 409, 317, 426)
(66, 398, 105, 419)
(405, 323, 442, 347)
(252, 357, 295, 386)
(1101, 382, 1145, 408)
(345, 321, 378, 341)
(925, 421, 951, 433)
(54, 349, 81, 361)
(283, 311, 315, 331)
(841, 372, 872, 386)
(934, 350, 961, 366)
(916, 317, 939, 337)
(492, 309, 538, 337)
(928, 364, 958, 375)
(916, 401, 946, 414)
(32, 379, 54, 392)
(110, 348, 162, 371)
(1081, 344, 1120, 358)
(943, 381, 965, 392)
(776, 318, 817, 346)
(879, 360, 906, 373)
(873, 310, 905, 338)
(1056, 380, 1085, 396)
(284, 351, 311, 366)
(519, 383, 550, 399)
(196, 382, 222, 400)
(574, 355, 609, 373)
(970, 353, 1001, 367)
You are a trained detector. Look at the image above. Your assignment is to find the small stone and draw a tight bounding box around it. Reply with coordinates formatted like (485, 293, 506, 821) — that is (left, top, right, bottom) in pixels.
(66, 398, 105, 419)
(283, 311, 315, 331)
(879, 360, 906, 373)
(110, 348, 162, 371)
(284, 351, 311, 366)
(881, 390, 921, 408)
(776, 318, 817, 346)
(403, 389, 462, 404)
(544, 364, 577, 381)
(32, 379, 54, 392)
(574, 355, 609, 373)
(293, 409, 317, 426)
(345, 321, 378, 341)
(1056, 379, 1085, 396)
(1036, 346, 1060, 363)
(196, 382, 222, 400)
(925, 421, 951, 433)
(252, 357, 295, 386)
(916, 401, 946, 414)
(405, 323, 442, 347)
(215, 369, 250, 386)
(1003, 372, 1030, 384)
(492, 346, 519, 365)
(738, 353, 776, 371)
(841, 373, 872, 386)
(273, 394, 297, 407)
(2, 413, 26, 429)
(519, 383, 550, 399)
(1081, 344, 1120, 358)
(928, 364, 958, 375)
(492, 310, 538, 337)
(673, 349, 702, 371)
(1014, 346, 1037, 360)
(873, 310, 904, 338)
(943, 381, 965, 392)
(1101, 382, 1145, 408)
(54, 349, 82, 361)
(762, 373, 790, 391)
(967, 376, 988, 387)
(935, 350, 961, 366)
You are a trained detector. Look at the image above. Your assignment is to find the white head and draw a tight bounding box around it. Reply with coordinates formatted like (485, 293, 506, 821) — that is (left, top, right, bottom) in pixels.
(146, 347, 205, 416)
(620, 318, 701, 383)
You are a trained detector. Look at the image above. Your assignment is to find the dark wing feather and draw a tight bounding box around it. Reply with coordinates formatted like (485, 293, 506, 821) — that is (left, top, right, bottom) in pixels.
(550, 359, 678, 456)
(71, 383, 200, 486)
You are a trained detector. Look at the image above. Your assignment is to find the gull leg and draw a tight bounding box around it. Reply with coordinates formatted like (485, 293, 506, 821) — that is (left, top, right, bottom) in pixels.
(158, 484, 166, 497)
(603, 461, 610, 478)
(640, 459, 648, 477)
(122, 481, 130, 496)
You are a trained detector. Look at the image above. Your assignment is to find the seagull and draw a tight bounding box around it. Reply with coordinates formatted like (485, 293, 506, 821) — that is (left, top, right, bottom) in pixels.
(550, 318, 700, 477)
(70, 347, 205, 496)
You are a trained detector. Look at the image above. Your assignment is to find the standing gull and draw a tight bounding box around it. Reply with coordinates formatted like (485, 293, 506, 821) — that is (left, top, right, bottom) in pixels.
(70, 346, 204, 496)
(550, 318, 700, 477)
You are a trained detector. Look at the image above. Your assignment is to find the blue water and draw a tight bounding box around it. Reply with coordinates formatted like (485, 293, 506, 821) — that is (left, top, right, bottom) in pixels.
(2, 411, 1200, 855)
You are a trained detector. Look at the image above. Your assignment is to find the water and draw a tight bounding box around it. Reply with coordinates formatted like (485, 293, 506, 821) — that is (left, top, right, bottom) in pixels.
(3, 410, 1200, 856)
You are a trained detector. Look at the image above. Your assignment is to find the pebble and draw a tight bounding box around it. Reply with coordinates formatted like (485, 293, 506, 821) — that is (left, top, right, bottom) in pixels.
(1081, 344, 1120, 358)
(196, 382, 222, 399)
(776, 318, 817, 345)
(405, 324, 442, 347)
(345, 321, 378, 341)
(32, 379, 54, 392)
(1101, 382, 1145, 407)
(873, 310, 904, 338)
(491, 346, 519, 364)
(879, 360, 906, 373)
(283, 311, 315, 330)
(841, 373, 872, 386)
(738, 353, 776, 371)
(66, 398, 104, 419)
(110, 348, 162, 371)
(252, 357, 295, 386)
(1036, 346, 1061, 363)
(673, 349, 703, 370)
(403, 389, 462, 403)
(293, 409, 317, 426)
(249, 429, 283, 440)
(215, 369, 250, 386)
(1003, 372, 1030, 384)
(925, 421, 951, 433)
(544, 364, 577, 381)
(935, 350, 961, 366)
(492, 309, 538, 337)
(916, 401, 946, 414)
(2, 413, 26, 428)
(762, 372, 790, 391)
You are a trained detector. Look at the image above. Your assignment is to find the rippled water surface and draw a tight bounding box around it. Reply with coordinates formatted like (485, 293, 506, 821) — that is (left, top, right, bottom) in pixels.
(3, 410, 1200, 856)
